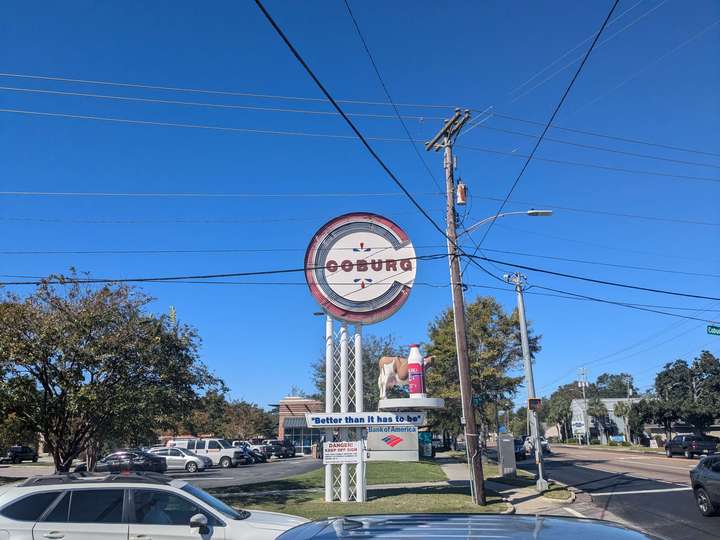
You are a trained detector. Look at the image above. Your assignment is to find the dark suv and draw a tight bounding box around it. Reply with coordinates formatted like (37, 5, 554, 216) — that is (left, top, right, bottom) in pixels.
(690, 455, 720, 516)
(1, 446, 38, 464)
(666, 435, 719, 459)
(264, 440, 295, 458)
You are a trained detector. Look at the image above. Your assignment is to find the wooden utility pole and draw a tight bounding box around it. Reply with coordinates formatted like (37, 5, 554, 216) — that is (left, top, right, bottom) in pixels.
(426, 109, 486, 505)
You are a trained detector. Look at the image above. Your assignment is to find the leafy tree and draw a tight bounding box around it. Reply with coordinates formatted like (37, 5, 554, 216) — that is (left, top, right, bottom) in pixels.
(587, 397, 609, 443)
(595, 373, 637, 398)
(425, 296, 538, 442)
(221, 400, 277, 440)
(0, 275, 221, 472)
(546, 393, 573, 441)
(509, 406, 528, 437)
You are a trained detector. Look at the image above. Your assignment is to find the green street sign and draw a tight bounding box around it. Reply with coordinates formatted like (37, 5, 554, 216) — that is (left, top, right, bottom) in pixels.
(708, 325, 720, 336)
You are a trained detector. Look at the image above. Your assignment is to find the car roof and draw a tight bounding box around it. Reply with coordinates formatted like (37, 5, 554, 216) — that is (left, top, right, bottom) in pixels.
(277, 514, 652, 539)
(17, 472, 179, 488)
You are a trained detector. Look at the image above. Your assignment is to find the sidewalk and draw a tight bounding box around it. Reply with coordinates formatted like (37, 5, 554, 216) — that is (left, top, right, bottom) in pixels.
(440, 460, 573, 516)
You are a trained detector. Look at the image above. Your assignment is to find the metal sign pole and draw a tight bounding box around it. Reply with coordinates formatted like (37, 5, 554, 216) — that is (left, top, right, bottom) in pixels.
(339, 323, 350, 502)
(354, 325, 365, 502)
(324, 316, 334, 503)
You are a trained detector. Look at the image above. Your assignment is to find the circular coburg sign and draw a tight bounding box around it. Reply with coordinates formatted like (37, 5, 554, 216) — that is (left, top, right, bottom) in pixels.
(305, 213, 417, 324)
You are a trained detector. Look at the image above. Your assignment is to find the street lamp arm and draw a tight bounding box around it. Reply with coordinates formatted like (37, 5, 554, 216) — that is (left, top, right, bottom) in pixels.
(460, 210, 553, 237)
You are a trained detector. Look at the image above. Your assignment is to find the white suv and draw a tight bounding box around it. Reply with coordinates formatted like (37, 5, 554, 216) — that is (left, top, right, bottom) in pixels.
(0, 472, 306, 539)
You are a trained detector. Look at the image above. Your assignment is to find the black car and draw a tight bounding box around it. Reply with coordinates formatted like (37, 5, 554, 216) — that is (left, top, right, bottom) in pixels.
(75, 450, 167, 473)
(264, 439, 295, 458)
(1, 445, 38, 464)
(690, 455, 720, 516)
(513, 439, 526, 461)
(277, 514, 654, 539)
(666, 434, 719, 459)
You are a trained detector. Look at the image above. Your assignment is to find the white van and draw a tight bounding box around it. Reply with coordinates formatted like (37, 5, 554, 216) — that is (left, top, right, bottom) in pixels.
(168, 438, 248, 468)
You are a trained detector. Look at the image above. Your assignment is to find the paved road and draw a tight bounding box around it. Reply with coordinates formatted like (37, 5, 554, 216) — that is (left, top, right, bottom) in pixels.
(519, 445, 720, 540)
(165, 455, 323, 489)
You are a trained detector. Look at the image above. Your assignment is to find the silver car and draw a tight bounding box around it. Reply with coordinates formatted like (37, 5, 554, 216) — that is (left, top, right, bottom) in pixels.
(149, 446, 211, 473)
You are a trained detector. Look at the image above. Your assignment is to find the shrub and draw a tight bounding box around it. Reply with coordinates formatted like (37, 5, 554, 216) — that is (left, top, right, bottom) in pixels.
(608, 440, 618, 446)
(590, 439, 601, 445)
(620, 441, 631, 447)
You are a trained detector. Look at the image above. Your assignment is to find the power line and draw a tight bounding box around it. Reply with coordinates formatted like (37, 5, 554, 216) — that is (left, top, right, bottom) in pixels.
(468, 122, 720, 170)
(466, 253, 720, 302)
(0, 253, 446, 286)
(490, 112, 720, 159)
(0, 190, 441, 199)
(457, 142, 720, 183)
(475, 197, 720, 227)
(510, 0, 668, 104)
(6, 106, 717, 185)
(3, 71, 718, 158)
(468, 0, 621, 263)
(0, 85, 445, 122)
(0, 72, 461, 109)
(252, 0, 485, 283)
(480, 247, 720, 279)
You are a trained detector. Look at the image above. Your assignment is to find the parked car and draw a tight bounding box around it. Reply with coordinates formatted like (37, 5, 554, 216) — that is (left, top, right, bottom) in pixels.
(148, 446, 212, 473)
(168, 438, 249, 468)
(0, 471, 306, 539)
(0, 445, 38, 464)
(264, 439, 295, 459)
(73, 450, 167, 474)
(523, 436, 551, 454)
(666, 434, 719, 459)
(690, 454, 720, 516)
(277, 514, 653, 539)
(513, 438, 526, 461)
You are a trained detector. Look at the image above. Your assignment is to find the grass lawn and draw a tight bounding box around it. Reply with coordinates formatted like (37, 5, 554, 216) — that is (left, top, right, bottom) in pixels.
(210, 460, 446, 496)
(218, 485, 508, 520)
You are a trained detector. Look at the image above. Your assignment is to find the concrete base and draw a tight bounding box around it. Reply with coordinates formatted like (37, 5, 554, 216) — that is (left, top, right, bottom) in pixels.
(378, 397, 445, 411)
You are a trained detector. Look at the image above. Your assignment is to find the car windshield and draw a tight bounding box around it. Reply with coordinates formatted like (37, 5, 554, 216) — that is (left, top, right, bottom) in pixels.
(181, 483, 248, 520)
(179, 448, 198, 457)
(218, 439, 233, 449)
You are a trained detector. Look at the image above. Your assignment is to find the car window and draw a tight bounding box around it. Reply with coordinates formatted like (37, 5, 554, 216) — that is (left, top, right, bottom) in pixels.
(169, 449, 182, 457)
(43, 491, 70, 522)
(69, 489, 124, 523)
(186, 440, 195, 450)
(0, 491, 62, 521)
(153, 448, 169, 456)
(208, 441, 220, 450)
(133, 489, 218, 526)
(218, 440, 233, 449)
(195, 440, 205, 450)
(181, 483, 244, 521)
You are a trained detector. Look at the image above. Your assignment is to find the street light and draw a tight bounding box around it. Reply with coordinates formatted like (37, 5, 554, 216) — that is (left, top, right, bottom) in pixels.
(460, 210, 553, 237)
(462, 209, 554, 492)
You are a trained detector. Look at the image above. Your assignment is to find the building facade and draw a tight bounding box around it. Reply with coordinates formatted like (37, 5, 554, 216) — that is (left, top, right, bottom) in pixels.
(277, 396, 324, 455)
(571, 397, 642, 442)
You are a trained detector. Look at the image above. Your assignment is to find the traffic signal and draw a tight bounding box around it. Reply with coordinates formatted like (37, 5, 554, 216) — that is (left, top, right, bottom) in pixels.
(528, 398, 542, 411)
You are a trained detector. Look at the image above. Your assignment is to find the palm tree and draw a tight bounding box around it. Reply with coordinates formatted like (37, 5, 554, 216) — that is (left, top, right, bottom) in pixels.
(613, 401, 631, 444)
(587, 397, 609, 444)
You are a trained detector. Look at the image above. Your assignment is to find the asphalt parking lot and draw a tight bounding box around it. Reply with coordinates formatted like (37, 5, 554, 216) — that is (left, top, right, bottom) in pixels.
(164, 455, 323, 489)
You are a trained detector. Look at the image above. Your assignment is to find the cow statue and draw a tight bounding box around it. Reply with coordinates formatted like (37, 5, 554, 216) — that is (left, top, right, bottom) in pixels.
(377, 352, 434, 400)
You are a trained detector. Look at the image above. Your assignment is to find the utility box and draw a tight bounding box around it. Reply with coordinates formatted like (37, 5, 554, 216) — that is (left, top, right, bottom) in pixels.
(498, 434, 517, 479)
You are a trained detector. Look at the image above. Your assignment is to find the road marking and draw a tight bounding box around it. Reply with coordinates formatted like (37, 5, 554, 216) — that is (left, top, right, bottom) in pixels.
(591, 487, 692, 497)
(564, 507, 585, 518)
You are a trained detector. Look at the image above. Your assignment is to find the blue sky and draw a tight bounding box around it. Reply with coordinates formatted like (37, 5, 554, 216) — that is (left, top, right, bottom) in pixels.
(1, 1, 718, 407)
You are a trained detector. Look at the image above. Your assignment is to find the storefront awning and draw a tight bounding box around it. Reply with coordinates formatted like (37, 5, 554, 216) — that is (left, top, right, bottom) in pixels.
(283, 416, 308, 429)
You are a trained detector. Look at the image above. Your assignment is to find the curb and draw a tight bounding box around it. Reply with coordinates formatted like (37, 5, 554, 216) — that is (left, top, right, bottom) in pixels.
(547, 477, 576, 504)
(500, 498, 516, 514)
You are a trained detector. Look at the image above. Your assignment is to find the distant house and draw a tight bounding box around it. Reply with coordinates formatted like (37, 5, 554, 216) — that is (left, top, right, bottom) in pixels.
(571, 397, 642, 442)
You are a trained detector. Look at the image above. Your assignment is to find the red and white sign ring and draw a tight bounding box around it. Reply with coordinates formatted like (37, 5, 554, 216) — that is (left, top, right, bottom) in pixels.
(304, 213, 417, 324)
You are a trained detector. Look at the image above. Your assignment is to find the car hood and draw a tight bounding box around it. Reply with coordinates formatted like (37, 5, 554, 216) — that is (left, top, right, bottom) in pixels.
(275, 514, 656, 539)
(246, 509, 309, 532)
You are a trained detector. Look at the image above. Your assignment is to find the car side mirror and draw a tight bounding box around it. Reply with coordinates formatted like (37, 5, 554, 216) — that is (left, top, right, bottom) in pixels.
(190, 513, 209, 532)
